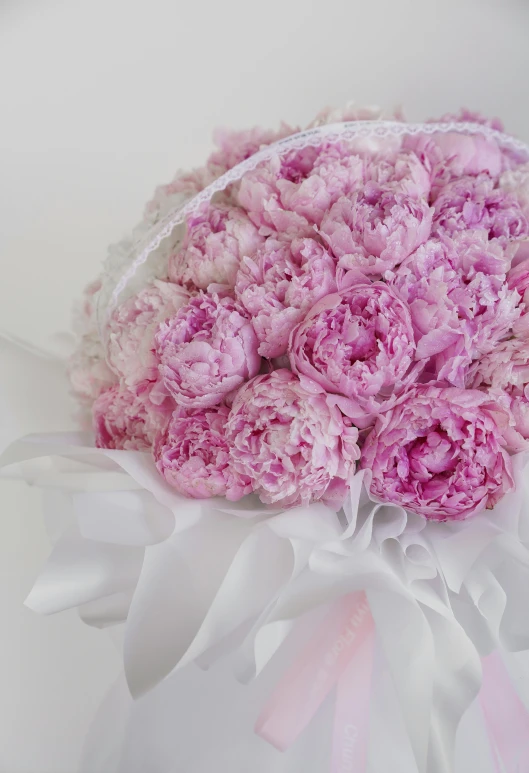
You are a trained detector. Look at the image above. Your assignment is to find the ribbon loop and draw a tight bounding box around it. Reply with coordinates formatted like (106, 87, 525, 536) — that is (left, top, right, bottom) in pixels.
(255, 592, 374, 761)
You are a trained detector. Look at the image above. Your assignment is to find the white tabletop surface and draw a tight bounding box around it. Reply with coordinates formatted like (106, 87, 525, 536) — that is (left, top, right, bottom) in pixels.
(1, 0, 529, 770)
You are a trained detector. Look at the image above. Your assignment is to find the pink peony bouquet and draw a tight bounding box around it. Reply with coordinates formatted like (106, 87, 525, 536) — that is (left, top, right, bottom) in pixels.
(6, 107, 529, 773)
(71, 107, 529, 522)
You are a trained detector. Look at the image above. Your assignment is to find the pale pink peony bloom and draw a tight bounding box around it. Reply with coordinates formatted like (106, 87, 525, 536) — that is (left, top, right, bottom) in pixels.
(500, 211, 529, 340)
(237, 143, 366, 235)
(508, 258, 529, 303)
(509, 395, 529, 449)
(308, 103, 408, 137)
(154, 405, 251, 500)
(156, 292, 261, 408)
(207, 123, 298, 177)
(432, 174, 528, 244)
(364, 150, 431, 199)
(225, 369, 360, 509)
(468, 338, 529, 446)
(404, 131, 504, 192)
(500, 163, 529, 217)
(320, 187, 433, 276)
(508, 256, 529, 337)
(235, 236, 338, 358)
(429, 109, 528, 170)
(69, 278, 117, 405)
(168, 204, 264, 291)
(69, 336, 117, 405)
(107, 280, 190, 386)
(509, 388, 529, 441)
(361, 385, 514, 521)
(289, 281, 418, 417)
(468, 337, 529, 392)
(145, 167, 213, 222)
(308, 103, 384, 127)
(391, 232, 520, 387)
(237, 156, 313, 237)
(430, 108, 504, 132)
(309, 144, 365, 198)
(93, 381, 173, 451)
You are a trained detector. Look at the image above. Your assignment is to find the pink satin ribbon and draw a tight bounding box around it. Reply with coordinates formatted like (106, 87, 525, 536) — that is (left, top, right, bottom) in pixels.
(255, 591, 374, 770)
(331, 628, 374, 773)
(256, 593, 529, 773)
(480, 651, 529, 773)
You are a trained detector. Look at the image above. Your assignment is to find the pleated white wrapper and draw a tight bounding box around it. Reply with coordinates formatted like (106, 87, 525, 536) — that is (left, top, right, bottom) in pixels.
(3, 335, 529, 773)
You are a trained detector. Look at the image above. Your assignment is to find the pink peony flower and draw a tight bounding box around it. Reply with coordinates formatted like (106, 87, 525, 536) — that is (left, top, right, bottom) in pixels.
(145, 167, 213, 222)
(500, 163, 529, 217)
(428, 110, 526, 170)
(69, 278, 117, 405)
(156, 292, 261, 408)
(308, 103, 384, 128)
(237, 143, 365, 235)
(432, 174, 528, 244)
(308, 103, 407, 135)
(404, 130, 504, 188)
(207, 123, 298, 177)
(234, 236, 338, 358)
(430, 108, 504, 132)
(289, 281, 419, 417)
(313, 147, 364, 191)
(93, 381, 173, 451)
(508, 258, 529, 301)
(390, 232, 520, 387)
(468, 338, 529, 446)
(155, 405, 251, 500)
(237, 156, 310, 236)
(508, 256, 529, 337)
(509, 388, 529, 441)
(468, 337, 529, 391)
(361, 385, 514, 521)
(320, 187, 433, 276)
(364, 150, 431, 199)
(168, 204, 264, 291)
(225, 369, 360, 508)
(69, 336, 117, 405)
(107, 280, 190, 386)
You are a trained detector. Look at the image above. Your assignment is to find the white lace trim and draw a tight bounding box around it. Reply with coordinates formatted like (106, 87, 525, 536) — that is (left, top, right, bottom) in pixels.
(99, 120, 529, 336)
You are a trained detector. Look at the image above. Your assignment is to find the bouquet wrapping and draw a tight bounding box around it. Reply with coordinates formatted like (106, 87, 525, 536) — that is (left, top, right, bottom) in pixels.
(3, 105, 529, 772)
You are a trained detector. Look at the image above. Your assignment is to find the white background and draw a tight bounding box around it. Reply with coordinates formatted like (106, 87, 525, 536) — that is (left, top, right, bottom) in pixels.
(1, 0, 529, 770)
